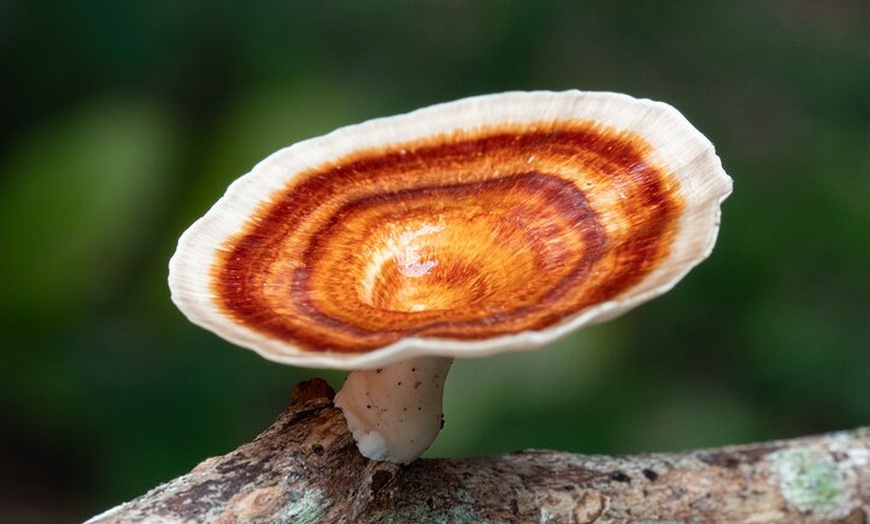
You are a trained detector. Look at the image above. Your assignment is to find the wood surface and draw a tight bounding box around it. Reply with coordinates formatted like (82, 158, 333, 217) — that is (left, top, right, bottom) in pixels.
(86, 379, 870, 523)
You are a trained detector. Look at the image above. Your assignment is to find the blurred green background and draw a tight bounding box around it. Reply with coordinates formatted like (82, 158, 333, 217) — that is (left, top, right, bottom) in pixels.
(2, 1, 868, 522)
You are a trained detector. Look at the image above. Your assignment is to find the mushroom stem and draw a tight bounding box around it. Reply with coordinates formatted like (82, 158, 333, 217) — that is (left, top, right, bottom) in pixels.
(334, 356, 453, 464)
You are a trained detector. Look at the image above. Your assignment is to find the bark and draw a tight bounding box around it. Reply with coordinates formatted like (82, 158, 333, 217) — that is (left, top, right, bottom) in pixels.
(86, 379, 869, 524)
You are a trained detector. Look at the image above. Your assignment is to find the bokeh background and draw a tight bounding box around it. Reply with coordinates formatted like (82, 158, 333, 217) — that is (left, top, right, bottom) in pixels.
(2, 1, 868, 522)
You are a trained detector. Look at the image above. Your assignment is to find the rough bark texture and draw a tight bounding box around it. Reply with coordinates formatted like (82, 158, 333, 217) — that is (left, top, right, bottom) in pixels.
(86, 379, 869, 524)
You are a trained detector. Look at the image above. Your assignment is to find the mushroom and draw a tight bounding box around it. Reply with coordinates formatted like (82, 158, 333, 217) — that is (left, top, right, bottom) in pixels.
(168, 90, 732, 464)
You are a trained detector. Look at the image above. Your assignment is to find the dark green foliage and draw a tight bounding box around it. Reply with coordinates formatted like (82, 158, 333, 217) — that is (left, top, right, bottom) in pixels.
(1, 2, 868, 522)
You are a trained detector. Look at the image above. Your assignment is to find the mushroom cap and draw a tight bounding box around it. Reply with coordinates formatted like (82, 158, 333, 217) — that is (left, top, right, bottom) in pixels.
(169, 90, 732, 369)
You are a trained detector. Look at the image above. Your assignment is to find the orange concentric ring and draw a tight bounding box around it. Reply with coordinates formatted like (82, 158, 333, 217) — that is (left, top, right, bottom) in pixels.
(214, 123, 683, 353)
(169, 90, 731, 369)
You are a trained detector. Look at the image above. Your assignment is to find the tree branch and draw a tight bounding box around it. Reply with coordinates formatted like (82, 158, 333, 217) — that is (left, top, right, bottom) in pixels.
(86, 379, 869, 523)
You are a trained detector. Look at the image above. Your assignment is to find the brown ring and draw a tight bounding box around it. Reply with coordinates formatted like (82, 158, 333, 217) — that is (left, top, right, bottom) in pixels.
(213, 123, 683, 353)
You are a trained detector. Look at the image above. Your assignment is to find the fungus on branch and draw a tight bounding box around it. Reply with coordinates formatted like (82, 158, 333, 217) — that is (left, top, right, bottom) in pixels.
(168, 90, 732, 464)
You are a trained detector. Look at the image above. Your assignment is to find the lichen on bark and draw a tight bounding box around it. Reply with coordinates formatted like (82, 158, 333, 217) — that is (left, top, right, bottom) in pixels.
(85, 379, 870, 524)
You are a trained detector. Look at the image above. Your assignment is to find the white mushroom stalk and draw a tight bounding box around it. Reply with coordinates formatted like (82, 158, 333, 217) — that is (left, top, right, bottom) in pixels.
(334, 357, 453, 464)
(168, 90, 732, 465)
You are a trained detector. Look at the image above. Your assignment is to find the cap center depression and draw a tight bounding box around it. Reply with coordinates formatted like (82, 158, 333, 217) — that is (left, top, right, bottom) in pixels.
(349, 176, 600, 316)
